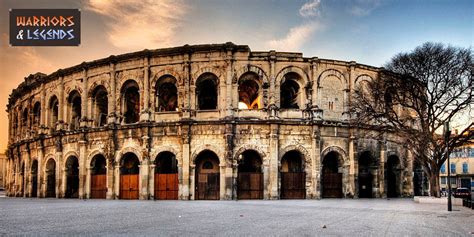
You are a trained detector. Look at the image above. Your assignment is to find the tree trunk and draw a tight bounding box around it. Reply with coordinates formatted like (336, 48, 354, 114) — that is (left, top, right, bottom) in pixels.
(429, 169, 441, 197)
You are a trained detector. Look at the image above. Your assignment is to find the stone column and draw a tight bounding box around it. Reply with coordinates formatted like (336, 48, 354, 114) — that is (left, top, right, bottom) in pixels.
(106, 159, 114, 199)
(149, 164, 155, 199)
(141, 57, 151, 121)
(219, 164, 226, 200)
(114, 160, 120, 199)
(268, 123, 279, 199)
(181, 125, 191, 200)
(56, 151, 63, 198)
(269, 51, 276, 106)
(37, 148, 43, 197)
(225, 47, 234, 117)
(139, 159, 150, 200)
(85, 167, 91, 199)
(348, 133, 356, 197)
(81, 68, 89, 127)
(79, 140, 87, 198)
(312, 125, 321, 199)
(58, 76, 64, 130)
(108, 62, 117, 124)
(40, 85, 46, 134)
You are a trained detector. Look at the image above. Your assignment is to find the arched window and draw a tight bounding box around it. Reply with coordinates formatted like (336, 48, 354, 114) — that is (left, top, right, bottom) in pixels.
(280, 72, 303, 109)
(91, 86, 108, 127)
(155, 76, 178, 112)
(196, 73, 218, 110)
(67, 90, 82, 130)
(238, 72, 261, 110)
(440, 164, 446, 174)
(450, 163, 456, 174)
(49, 96, 59, 130)
(462, 163, 468, 174)
(32, 102, 41, 129)
(121, 80, 140, 123)
(21, 108, 28, 128)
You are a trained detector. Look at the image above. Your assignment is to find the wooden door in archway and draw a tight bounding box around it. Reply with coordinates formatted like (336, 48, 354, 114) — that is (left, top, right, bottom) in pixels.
(195, 150, 220, 200)
(154, 151, 178, 200)
(322, 151, 342, 198)
(90, 155, 107, 199)
(237, 150, 263, 199)
(31, 160, 38, 198)
(281, 150, 306, 199)
(119, 153, 139, 200)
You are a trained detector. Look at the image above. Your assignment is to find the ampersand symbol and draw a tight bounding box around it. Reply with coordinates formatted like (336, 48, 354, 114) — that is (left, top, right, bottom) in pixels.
(16, 30, 23, 40)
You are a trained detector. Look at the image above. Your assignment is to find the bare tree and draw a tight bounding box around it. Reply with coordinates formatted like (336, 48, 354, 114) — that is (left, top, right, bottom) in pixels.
(351, 42, 473, 197)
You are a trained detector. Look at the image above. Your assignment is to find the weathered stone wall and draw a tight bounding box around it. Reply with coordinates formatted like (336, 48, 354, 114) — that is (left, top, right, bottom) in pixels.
(5, 43, 413, 199)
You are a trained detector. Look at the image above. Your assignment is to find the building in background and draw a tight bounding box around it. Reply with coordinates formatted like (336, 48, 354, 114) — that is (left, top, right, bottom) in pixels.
(440, 128, 474, 194)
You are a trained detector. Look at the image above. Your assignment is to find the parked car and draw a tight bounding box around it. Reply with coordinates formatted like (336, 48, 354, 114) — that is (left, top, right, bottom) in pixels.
(453, 188, 471, 199)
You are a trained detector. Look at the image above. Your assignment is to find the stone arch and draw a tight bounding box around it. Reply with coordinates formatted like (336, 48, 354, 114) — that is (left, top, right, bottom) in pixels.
(43, 155, 56, 171)
(117, 70, 144, 92)
(195, 72, 220, 110)
(151, 146, 181, 165)
(62, 151, 80, 167)
(88, 76, 111, 98)
(234, 65, 269, 84)
(354, 74, 373, 86)
(234, 144, 267, 164)
(87, 149, 107, 167)
(192, 67, 223, 85)
(317, 69, 347, 89)
(151, 68, 183, 87)
(275, 66, 310, 87)
(116, 147, 143, 164)
(153, 74, 178, 112)
(191, 144, 225, 165)
(321, 146, 348, 166)
(278, 144, 310, 165)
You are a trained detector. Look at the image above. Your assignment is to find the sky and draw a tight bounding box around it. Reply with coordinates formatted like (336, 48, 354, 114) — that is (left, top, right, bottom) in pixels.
(0, 0, 472, 151)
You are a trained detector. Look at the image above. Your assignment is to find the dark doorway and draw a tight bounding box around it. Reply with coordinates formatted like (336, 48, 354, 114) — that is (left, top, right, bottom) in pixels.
(195, 150, 220, 200)
(322, 151, 343, 198)
(90, 154, 107, 199)
(358, 151, 373, 198)
(154, 151, 178, 200)
(238, 72, 261, 109)
(237, 150, 264, 200)
(121, 80, 140, 124)
(386, 155, 400, 198)
(65, 156, 79, 198)
(120, 153, 140, 199)
(280, 74, 301, 109)
(91, 86, 108, 127)
(46, 159, 56, 198)
(31, 160, 38, 197)
(196, 73, 218, 110)
(281, 150, 305, 199)
(155, 76, 178, 112)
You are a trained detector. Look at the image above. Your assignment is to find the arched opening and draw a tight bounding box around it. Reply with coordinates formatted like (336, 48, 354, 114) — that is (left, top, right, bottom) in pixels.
(45, 158, 56, 198)
(12, 112, 18, 137)
(238, 72, 261, 110)
(90, 154, 107, 199)
(120, 152, 139, 199)
(49, 95, 59, 130)
(20, 162, 25, 196)
(322, 151, 343, 198)
(154, 151, 178, 200)
(91, 86, 108, 127)
(280, 73, 303, 109)
(195, 150, 220, 200)
(32, 102, 41, 130)
(358, 151, 374, 198)
(237, 150, 263, 199)
(386, 155, 400, 198)
(155, 76, 178, 112)
(413, 160, 428, 196)
(280, 150, 305, 199)
(67, 90, 82, 130)
(21, 108, 28, 130)
(65, 156, 79, 198)
(121, 80, 140, 123)
(31, 160, 38, 197)
(196, 73, 218, 110)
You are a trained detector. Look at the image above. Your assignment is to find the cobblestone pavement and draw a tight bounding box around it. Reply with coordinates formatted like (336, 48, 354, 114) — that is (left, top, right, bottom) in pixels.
(0, 197, 472, 236)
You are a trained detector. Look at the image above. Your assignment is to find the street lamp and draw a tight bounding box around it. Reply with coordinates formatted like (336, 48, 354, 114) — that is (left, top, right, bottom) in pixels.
(444, 121, 452, 211)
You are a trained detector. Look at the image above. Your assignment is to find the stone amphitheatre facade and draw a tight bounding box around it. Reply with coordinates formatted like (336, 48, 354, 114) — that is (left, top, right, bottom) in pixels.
(5, 43, 414, 200)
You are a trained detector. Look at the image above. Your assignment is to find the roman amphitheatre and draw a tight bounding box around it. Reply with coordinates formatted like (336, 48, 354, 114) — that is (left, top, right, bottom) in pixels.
(5, 43, 413, 200)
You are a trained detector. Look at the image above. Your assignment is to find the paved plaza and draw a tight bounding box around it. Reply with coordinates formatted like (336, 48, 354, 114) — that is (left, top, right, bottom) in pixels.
(0, 194, 473, 236)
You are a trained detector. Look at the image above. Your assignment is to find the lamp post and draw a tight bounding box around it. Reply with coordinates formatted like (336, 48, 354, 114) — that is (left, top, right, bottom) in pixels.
(444, 121, 452, 211)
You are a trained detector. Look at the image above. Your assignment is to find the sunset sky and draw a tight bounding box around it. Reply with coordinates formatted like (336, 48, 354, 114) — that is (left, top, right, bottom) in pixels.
(0, 0, 472, 151)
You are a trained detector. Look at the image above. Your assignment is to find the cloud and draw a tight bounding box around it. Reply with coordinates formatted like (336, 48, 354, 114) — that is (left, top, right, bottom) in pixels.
(299, 0, 321, 17)
(348, 0, 381, 17)
(266, 22, 321, 51)
(85, 0, 188, 50)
